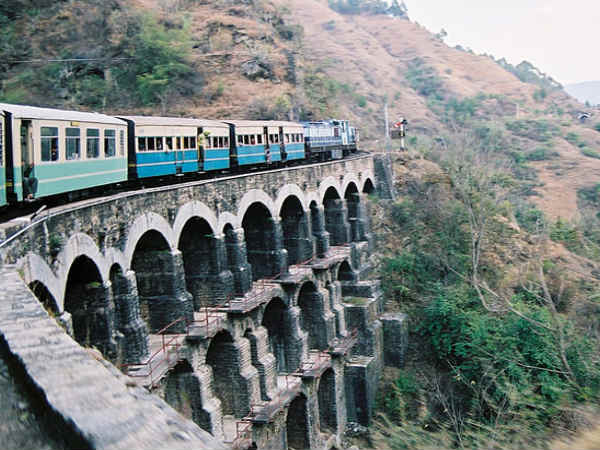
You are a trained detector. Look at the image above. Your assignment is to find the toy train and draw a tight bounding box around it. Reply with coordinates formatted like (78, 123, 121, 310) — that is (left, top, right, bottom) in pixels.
(0, 103, 359, 207)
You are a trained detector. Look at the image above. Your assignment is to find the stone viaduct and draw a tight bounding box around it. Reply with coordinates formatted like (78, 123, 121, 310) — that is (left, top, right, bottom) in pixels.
(0, 154, 406, 450)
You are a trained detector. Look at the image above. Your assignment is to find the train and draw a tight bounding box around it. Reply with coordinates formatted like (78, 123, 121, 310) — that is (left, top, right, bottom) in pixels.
(0, 103, 359, 207)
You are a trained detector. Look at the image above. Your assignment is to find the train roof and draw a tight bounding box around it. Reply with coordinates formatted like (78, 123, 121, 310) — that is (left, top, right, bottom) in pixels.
(0, 103, 126, 126)
(119, 116, 228, 128)
(222, 120, 303, 128)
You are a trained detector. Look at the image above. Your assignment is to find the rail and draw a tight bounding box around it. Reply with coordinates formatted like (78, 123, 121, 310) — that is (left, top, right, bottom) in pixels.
(121, 317, 187, 388)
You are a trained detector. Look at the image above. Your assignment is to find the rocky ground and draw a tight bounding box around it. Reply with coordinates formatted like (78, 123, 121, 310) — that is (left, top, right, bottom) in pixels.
(0, 351, 67, 450)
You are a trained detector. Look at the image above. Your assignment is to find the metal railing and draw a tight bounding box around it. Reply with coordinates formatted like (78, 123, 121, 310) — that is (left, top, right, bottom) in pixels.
(121, 317, 187, 388)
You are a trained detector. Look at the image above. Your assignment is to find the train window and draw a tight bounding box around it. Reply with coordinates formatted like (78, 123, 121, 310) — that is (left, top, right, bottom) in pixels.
(174, 137, 180, 149)
(256, 134, 262, 144)
(244, 135, 250, 145)
(105, 130, 116, 157)
(138, 137, 146, 151)
(190, 137, 196, 149)
(148, 137, 156, 151)
(86, 129, 100, 159)
(66, 127, 81, 160)
(41, 127, 59, 162)
(156, 137, 163, 151)
(224, 137, 229, 147)
(285, 134, 290, 143)
(119, 130, 125, 156)
(205, 136, 211, 148)
(238, 135, 243, 145)
(166, 137, 173, 150)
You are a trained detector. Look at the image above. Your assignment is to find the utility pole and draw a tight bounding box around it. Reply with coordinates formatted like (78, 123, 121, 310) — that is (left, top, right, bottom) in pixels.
(384, 101, 391, 153)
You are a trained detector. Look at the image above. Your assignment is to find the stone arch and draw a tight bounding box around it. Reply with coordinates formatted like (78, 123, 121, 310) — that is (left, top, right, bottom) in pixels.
(164, 359, 211, 432)
(22, 253, 62, 311)
(109, 264, 148, 364)
(28, 280, 59, 315)
(297, 281, 328, 350)
(280, 195, 313, 265)
(178, 216, 222, 308)
(338, 260, 356, 282)
(318, 176, 342, 205)
(131, 230, 191, 333)
(323, 186, 350, 246)
(125, 212, 175, 269)
(341, 174, 361, 199)
(286, 394, 310, 450)
(262, 297, 296, 373)
(216, 212, 240, 234)
(318, 368, 337, 433)
(242, 202, 286, 280)
(206, 330, 250, 418)
(64, 255, 116, 358)
(362, 177, 375, 194)
(173, 201, 218, 240)
(60, 233, 107, 286)
(275, 184, 307, 214)
(344, 182, 361, 242)
(237, 189, 276, 220)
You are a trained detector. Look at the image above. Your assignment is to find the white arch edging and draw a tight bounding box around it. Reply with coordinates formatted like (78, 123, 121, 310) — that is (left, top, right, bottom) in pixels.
(124, 212, 177, 270)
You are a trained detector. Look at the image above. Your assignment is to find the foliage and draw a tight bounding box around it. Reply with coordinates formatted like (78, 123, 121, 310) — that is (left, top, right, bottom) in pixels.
(328, 0, 408, 17)
(581, 147, 600, 159)
(533, 87, 547, 102)
(405, 58, 445, 101)
(505, 119, 560, 142)
(378, 135, 600, 448)
(495, 58, 562, 91)
(594, 123, 600, 133)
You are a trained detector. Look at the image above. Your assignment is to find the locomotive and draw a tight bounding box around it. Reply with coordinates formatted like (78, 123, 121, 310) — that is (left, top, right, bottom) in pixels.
(0, 103, 359, 207)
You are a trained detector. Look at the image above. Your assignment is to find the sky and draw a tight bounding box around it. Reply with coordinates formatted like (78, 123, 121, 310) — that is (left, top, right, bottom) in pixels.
(403, 0, 600, 85)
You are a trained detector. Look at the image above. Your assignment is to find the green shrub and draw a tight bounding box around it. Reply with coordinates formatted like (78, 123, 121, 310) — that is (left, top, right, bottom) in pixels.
(525, 147, 558, 161)
(505, 119, 560, 142)
(581, 147, 600, 159)
(594, 123, 600, 132)
(405, 57, 445, 100)
(356, 95, 367, 108)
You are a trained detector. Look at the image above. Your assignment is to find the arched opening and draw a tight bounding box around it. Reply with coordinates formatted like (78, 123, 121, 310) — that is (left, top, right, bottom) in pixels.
(323, 186, 348, 246)
(131, 230, 176, 333)
(344, 182, 360, 242)
(338, 260, 355, 283)
(242, 202, 281, 281)
(280, 196, 312, 265)
(131, 229, 193, 334)
(178, 217, 219, 308)
(297, 282, 327, 350)
(363, 178, 375, 194)
(318, 368, 337, 433)
(28, 281, 59, 315)
(262, 297, 295, 373)
(286, 394, 309, 450)
(110, 264, 148, 364)
(206, 331, 248, 417)
(64, 255, 114, 357)
(164, 360, 211, 432)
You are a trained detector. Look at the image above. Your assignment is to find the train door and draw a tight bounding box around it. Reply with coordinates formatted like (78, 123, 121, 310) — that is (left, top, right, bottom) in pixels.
(20, 120, 35, 199)
(197, 127, 204, 171)
(263, 126, 271, 164)
(174, 134, 184, 175)
(279, 126, 287, 162)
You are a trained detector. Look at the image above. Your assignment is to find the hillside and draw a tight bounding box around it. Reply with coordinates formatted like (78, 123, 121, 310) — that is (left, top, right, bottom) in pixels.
(565, 81, 600, 105)
(3, 0, 600, 223)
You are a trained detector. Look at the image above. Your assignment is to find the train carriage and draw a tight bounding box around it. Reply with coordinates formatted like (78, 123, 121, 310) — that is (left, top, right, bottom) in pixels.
(225, 120, 282, 167)
(0, 110, 6, 207)
(0, 103, 127, 203)
(121, 116, 210, 178)
(280, 122, 305, 162)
